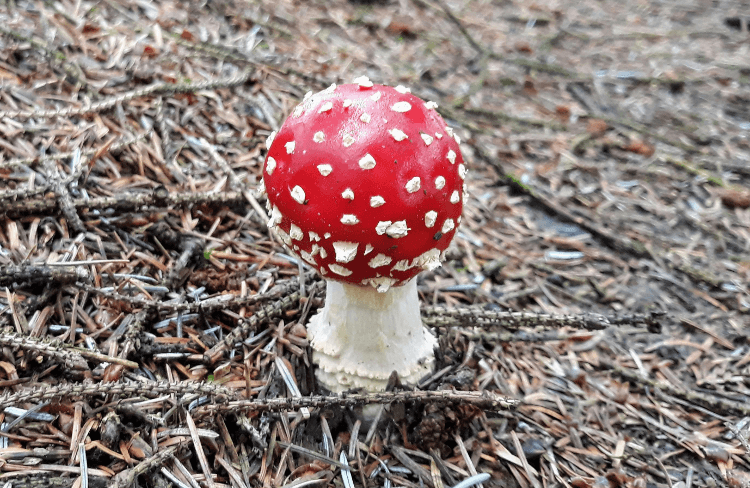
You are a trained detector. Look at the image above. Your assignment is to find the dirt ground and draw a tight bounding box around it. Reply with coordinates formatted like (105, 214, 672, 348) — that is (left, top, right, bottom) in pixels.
(0, 0, 749, 487)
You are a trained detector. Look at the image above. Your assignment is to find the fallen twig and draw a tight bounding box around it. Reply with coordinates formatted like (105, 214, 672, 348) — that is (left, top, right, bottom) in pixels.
(0, 329, 139, 369)
(0, 69, 255, 120)
(0, 380, 239, 410)
(197, 389, 519, 416)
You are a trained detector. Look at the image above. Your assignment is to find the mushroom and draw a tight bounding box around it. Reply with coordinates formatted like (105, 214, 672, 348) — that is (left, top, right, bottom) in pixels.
(262, 78, 465, 393)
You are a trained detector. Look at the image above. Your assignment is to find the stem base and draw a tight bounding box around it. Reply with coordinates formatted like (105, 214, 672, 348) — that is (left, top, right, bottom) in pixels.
(307, 280, 436, 393)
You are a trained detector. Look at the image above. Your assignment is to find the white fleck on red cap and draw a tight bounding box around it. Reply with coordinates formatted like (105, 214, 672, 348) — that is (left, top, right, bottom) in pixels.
(263, 79, 465, 291)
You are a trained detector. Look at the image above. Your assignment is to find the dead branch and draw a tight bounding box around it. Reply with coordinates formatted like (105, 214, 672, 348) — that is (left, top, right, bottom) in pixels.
(0, 380, 239, 410)
(0, 69, 255, 120)
(1, 189, 244, 219)
(424, 306, 633, 330)
(43, 151, 86, 235)
(204, 280, 326, 362)
(0, 265, 89, 288)
(455, 329, 586, 342)
(197, 389, 519, 416)
(0, 329, 138, 369)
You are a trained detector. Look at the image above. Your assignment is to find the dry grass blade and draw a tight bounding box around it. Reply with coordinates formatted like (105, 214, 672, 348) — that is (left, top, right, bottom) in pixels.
(186, 411, 215, 488)
(276, 441, 350, 470)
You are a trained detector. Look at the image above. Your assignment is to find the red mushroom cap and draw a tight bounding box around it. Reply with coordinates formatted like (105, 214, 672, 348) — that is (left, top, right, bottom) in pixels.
(263, 78, 465, 291)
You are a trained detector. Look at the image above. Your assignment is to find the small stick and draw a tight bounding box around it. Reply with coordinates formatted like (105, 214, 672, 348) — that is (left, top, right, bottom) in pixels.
(109, 444, 182, 488)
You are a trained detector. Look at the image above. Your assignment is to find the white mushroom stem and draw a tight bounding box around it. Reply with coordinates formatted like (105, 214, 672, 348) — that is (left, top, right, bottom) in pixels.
(307, 279, 437, 393)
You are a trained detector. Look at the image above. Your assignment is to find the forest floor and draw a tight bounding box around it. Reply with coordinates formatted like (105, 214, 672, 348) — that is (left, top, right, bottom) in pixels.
(0, 0, 749, 487)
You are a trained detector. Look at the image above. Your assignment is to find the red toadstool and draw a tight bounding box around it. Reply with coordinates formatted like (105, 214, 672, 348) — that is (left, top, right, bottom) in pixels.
(262, 77, 466, 392)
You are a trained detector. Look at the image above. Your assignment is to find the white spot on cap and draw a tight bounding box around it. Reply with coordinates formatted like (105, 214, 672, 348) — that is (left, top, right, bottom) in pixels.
(265, 131, 277, 150)
(362, 276, 397, 293)
(319, 247, 328, 259)
(319, 101, 333, 113)
(289, 224, 303, 240)
(324, 233, 331, 239)
(342, 188, 354, 200)
(285, 141, 296, 154)
(450, 191, 460, 204)
(360, 113, 371, 123)
(309, 232, 321, 242)
(389, 129, 408, 141)
(300, 250, 316, 266)
(333, 241, 358, 263)
(293, 104, 304, 118)
(395, 85, 411, 94)
(364, 244, 374, 255)
(392, 259, 413, 271)
(441, 219, 455, 233)
(265, 157, 276, 175)
(405, 177, 421, 193)
(445, 127, 454, 138)
(385, 220, 409, 238)
(268, 205, 282, 227)
(415, 248, 442, 271)
(435, 132, 443, 139)
(435, 176, 445, 189)
(424, 101, 438, 110)
(447, 149, 456, 164)
(276, 228, 292, 246)
(313, 131, 325, 143)
(323, 83, 337, 93)
(370, 91, 382, 101)
(353, 76, 373, 88)
(421, 133, 434, 146)
(342, 134, 355, 147)
(368, 254, 392, 268)
(425, 211, 437, 228)
(453, 133, 461, 144)
(375, 221, 391, 235)
(458, 164, 467, 180)
(391, 101, 411, 113)
(329, 264, 353, 276)
(359, 154, 376, 170)
(257, 178, 266, 195)
(291, 186, 305, 204)
(341, 214, 359, 225)
(303, 91, 313, 101)
(370, 196, 385, 207)
(317, 164, 333, 176)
